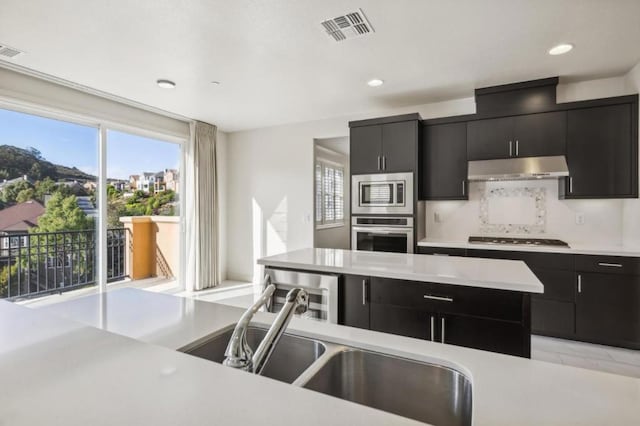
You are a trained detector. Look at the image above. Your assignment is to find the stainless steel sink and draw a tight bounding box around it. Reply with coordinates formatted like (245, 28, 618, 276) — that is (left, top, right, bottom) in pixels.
(301, 349, 473, 426)
(184, 326, 326, 384)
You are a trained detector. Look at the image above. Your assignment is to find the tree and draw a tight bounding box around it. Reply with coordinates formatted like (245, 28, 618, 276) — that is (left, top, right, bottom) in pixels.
(1, 180, 33, 204)
(16, 188, 36, 203)
(34, 177, 57, 201)
(29, 162, 42, 180)
(32, 193, 94, 232)
(27, 147, 44, 160)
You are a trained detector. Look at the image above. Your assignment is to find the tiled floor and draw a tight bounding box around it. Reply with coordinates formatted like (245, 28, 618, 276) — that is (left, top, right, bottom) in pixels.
(532, 335, 640, 378)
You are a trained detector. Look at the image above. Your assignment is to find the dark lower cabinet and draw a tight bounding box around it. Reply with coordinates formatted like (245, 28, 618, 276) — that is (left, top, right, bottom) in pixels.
(370, 304, 432, 340)
(342, 273, 531, 358)
(441, 314, 529, 357)
(531, 299, 575, 337)
(340, 274, 370, 329)
(576, 272, 640, 349)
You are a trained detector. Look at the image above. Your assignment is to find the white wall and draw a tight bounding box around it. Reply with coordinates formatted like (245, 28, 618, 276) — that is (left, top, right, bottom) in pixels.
(314, 138, 350, 250)
(225, 97, 476, 281)
(224, 72, 640, 281)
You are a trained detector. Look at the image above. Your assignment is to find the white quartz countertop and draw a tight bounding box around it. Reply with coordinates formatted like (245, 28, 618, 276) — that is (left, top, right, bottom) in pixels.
(418, 238, 640, 257)
(258, 248, 544, 293)
(14, 288, 640, 426)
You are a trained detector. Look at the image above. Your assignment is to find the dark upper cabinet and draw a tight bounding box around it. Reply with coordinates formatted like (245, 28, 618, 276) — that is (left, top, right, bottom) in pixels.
(511, 111, 566, 157)
(563, 103, 638, 199)
(467, 117, 513, 160)
(576, 272, 640, 348)
(420, 122, 468, 200)
(340, 274, 370, 329)
(467, 111, 567, 160)
(350, 119, 418, 175)
(350, 125, 382, 175)
(381, 120, 418, 173)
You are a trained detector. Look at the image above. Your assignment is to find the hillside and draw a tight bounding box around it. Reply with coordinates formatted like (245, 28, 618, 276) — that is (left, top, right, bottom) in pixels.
(0, 145, 95, 182)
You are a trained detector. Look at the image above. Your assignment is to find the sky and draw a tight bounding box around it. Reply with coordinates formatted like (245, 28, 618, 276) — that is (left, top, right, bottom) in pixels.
(0, 108, 180, 180)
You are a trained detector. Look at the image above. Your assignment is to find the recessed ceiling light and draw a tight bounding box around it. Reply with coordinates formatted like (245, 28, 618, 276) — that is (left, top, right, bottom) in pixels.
(367, 78, 384, 87)
(156, 79, 176, 89)
(548, 43, 573, 56)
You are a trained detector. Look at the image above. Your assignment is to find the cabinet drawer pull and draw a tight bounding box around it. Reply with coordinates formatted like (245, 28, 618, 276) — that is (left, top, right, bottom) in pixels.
(441, 317, 446, 343)
(515, 140, 519, 156)
(577, 274, 582, 293)
(382, 156, 386, 170)
(597, 262, 623, 268)
(569, 177, 573, 193)
(377, 156, 381, 170)
(424, 295, 454, 302)
(362, 279, 367, 305)
(462, 180, 466, 196)
(430, 315, 435, 342)
(432, 253, 449, 257)
(509, 140, 513, 157)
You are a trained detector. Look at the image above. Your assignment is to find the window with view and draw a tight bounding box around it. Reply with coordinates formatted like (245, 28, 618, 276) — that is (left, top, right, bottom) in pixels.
(315, 159, 344, 227)
(0, 107, 183, 301)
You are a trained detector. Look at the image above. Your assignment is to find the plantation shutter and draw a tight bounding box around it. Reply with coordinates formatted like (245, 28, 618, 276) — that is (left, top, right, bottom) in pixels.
(315, 159, 345, 226)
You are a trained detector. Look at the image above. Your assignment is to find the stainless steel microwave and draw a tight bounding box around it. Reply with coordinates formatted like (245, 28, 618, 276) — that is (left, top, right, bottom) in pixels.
(352, 172, 413, 215)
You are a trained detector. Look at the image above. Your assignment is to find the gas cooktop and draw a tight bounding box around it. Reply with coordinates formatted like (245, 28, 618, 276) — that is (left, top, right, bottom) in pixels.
(468, 236, 570, 248)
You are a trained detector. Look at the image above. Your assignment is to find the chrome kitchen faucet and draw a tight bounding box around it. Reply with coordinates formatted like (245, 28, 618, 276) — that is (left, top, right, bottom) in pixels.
(223, 275, 309, 374)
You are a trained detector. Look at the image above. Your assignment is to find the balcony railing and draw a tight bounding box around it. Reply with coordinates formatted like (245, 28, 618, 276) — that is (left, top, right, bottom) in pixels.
(0, 228, 126, 300)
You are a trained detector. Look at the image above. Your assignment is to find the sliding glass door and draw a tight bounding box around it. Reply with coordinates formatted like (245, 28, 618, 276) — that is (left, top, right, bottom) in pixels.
(0, 106, 184, 302)
(0, 108, 99, 299)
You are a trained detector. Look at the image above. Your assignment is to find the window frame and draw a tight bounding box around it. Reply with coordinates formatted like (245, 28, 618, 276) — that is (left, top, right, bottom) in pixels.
(315, 157, 345, 229)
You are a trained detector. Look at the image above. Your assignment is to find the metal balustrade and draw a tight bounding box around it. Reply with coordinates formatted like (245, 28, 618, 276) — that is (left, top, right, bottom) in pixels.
(0, 228, 127, 300)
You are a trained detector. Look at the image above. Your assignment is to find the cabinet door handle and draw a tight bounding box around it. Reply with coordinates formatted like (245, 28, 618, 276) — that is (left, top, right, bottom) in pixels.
(362, 279, 367, 305)
(598, 262, 623, 268)
(441, 317, 446, 343)
(509, 140, 513, 157)
(515, 140, 519, 157)
(424, 295, 454, 302)
(569, 177, 573, 193)
(577, 274, 582, 293)
(430, 315, 435, 342)
(377, 156, 381, 170)
(462, 180, 466, 196)
(382, 156, 386, 170)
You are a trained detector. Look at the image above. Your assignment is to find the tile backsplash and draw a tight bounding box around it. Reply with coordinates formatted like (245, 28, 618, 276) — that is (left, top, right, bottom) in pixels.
(479, 184, 546, 234)
(423, 179, 624, 245)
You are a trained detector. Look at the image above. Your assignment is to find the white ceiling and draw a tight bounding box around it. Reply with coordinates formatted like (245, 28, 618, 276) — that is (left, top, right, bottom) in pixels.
(1, 0, 639, 132)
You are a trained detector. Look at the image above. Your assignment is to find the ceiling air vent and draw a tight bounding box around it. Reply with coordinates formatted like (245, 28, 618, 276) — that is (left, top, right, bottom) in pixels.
(0, 44, 24, 59)
(321, 9, 374, 42)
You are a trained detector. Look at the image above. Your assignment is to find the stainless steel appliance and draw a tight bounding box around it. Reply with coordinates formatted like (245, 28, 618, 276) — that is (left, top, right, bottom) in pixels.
(468, 236, 570, 248)
(352, 216, 414, 254)
(264, 268, 338, 324)
(352, 172, 413, 215)
(468, 155, 569, 181)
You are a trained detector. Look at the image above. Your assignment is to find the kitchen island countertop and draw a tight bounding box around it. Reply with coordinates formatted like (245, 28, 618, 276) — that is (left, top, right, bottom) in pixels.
(258, 247, 543, 293)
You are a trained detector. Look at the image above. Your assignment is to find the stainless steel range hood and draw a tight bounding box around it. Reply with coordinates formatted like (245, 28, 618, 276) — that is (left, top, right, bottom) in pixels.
(468, 155, 569, 181)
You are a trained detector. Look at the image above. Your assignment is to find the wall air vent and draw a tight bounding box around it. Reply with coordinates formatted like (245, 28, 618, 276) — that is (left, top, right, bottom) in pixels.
(321, 9, 374, 42)
(0, 44, 24, 59)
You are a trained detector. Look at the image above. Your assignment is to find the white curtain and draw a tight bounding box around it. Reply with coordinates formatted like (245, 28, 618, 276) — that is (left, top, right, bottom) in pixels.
(185, 121, 220, 291)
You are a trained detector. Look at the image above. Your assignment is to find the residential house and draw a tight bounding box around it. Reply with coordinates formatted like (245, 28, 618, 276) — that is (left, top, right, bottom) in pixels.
(164, 169, 179, 193)
(0, 200, 45, 255)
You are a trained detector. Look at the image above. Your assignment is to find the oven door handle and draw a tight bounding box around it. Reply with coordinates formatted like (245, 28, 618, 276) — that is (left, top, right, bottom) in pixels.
(352, 227, 412, 234)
